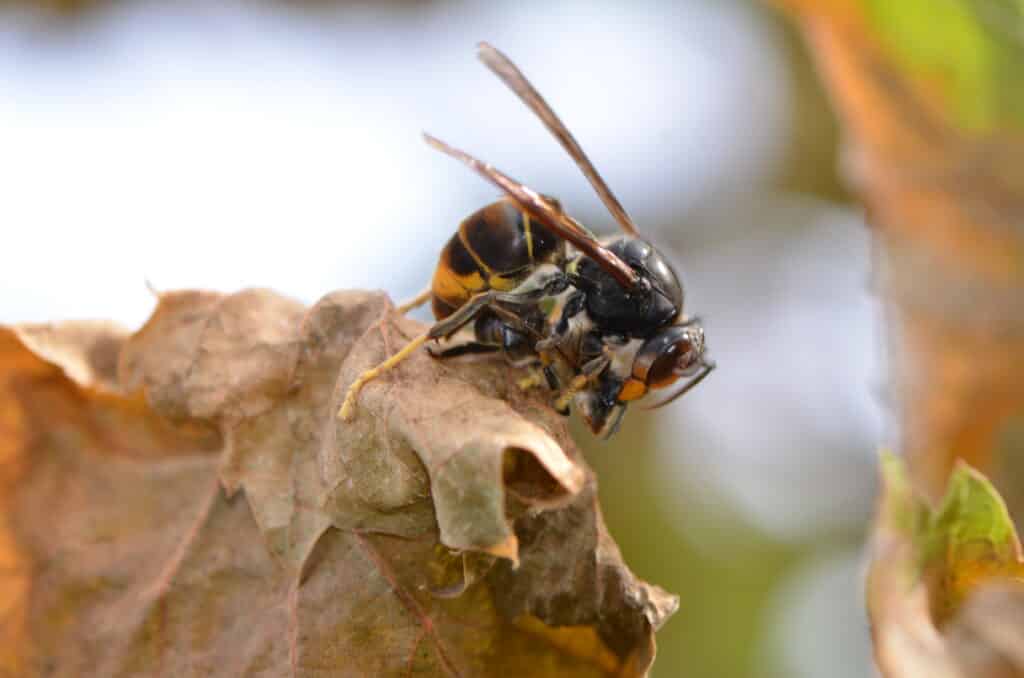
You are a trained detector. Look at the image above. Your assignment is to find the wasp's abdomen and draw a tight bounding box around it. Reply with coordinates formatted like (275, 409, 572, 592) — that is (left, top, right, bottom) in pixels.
(431, 199, 560, 319)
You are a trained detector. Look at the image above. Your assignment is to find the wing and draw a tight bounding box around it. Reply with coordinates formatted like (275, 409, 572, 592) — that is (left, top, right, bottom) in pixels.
(477, 42, 640, 237)
(424, 133, 640, 290)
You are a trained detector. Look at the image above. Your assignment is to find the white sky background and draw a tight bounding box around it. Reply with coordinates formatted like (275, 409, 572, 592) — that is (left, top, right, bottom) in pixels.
(0, 0, 787, 326)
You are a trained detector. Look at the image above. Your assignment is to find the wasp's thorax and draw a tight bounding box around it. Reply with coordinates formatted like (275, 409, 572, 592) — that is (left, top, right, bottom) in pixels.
(571, 237, 684, 336)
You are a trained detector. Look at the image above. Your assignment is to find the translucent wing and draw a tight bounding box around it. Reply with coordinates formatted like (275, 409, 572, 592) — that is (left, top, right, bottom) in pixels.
(424, 133, 640, 290)
(478, 42, 640, 237)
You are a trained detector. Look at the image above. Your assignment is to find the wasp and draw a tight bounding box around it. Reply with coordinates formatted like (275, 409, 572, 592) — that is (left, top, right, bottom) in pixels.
(338, 43, 714, 438)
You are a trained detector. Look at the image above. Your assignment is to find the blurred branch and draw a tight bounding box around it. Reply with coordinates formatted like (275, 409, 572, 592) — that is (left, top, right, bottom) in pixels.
(779, 1, 1024, 675)
(779, 0, 1024, 499)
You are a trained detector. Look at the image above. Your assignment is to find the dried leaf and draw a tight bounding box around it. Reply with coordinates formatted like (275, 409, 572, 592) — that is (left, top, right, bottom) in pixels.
(0, 288, 676, 677)
(945, 583, 1024, 677)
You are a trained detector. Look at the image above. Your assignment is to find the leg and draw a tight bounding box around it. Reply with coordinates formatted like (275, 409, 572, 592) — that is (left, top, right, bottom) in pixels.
(337, 332, 430, 420)
(430, 316, 545, 388)
(553, 290, 586, 335)
(429, 340, 501, 359)
(340, 290, 505, 422)
(534, 291, 585, 354)
(578, 371, 628, 438)
(517, 356, 568, 412)
(580, 394, 626, 439)
(428, 290, 533, 340)
(515, 349, 565, 395)
(429, 312, 530, 362)
(516, 369, 547, 392)
(543, 364, 561, 390)
(395, 287, 432, 315)
(553, 355, 610, 412)
(429, 267, 568, 340)
(338, 271, 565, 422)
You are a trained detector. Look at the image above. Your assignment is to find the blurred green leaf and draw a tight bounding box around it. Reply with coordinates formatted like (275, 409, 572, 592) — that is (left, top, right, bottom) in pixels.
(862, 0, 1024, 132)
(879, 453, 1024, 623)
(930, 459, 1021, 564)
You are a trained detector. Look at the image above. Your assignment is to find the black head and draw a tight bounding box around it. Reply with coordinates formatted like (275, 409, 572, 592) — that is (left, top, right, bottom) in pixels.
(572, 237, 683, 336)
(574, 323, 708, 439)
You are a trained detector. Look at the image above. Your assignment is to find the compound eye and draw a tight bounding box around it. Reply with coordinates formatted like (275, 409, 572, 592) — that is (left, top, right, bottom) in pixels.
(647, 338, 693, 388)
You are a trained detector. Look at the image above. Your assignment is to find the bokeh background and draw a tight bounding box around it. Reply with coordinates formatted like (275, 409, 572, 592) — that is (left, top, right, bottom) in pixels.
(0, 1, 883, 676)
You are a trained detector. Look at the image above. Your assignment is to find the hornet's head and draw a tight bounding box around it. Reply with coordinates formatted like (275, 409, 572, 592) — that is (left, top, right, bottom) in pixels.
(577, 322, 711, 439)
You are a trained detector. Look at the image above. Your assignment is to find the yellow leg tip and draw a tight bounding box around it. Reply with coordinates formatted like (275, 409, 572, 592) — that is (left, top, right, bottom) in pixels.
(554, 374, 590, 411)
(336, 332, 431, 423)
(338, 377, 371, 421)
(338, 391, 359, 421)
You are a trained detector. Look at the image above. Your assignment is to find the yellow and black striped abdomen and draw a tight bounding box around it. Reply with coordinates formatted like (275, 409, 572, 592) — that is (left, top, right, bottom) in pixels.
(431, 199, 562, 319)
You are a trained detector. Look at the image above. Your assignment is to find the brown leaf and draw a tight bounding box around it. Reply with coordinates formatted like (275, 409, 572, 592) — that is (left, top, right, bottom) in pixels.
(946, 583, 1024, 677)
(329, 296, 585, 560)
(872, 580, 1024, 678)
(0, 288, 676, 677)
